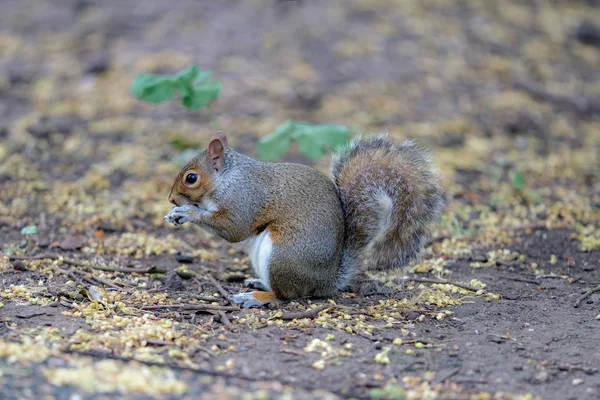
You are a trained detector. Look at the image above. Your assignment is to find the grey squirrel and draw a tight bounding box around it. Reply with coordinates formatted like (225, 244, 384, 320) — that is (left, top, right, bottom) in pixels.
(165, 132, 444, 307)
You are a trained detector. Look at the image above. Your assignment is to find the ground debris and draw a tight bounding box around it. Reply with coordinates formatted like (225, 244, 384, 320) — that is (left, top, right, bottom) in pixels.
(0, 0, 598, 399)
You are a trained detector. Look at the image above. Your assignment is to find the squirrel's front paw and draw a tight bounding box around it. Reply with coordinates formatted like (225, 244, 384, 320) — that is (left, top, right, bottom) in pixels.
(231, 291, 276, 308)
(164, 205, 194, 226)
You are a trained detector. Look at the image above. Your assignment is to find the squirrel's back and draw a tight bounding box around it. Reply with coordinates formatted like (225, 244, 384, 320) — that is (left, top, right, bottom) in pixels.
(331, 135, 444, 279)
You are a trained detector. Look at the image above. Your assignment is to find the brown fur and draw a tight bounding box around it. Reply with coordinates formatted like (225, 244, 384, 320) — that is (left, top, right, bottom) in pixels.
(251, 291, 278, 303)
(168, 158, 213, 206)
(332, 135, 444, 272)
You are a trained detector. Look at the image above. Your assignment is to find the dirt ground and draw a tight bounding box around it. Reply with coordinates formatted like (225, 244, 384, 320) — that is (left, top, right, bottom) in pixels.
(1, 1, 599, 399)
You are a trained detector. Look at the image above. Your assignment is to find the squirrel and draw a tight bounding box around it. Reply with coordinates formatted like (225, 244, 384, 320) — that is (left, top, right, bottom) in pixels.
(165, 132, 444, 307)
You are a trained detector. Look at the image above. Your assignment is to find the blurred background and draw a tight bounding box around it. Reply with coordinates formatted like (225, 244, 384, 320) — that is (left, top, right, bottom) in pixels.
(0, 0, 598, 235)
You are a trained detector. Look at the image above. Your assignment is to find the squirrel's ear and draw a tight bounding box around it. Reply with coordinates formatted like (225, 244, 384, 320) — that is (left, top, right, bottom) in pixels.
(212, 132, 228, 148)
(208, 137, 225, 172)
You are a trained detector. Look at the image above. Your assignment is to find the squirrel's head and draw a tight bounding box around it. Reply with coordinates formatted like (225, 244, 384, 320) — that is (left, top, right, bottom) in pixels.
(168, 132, 228, 206)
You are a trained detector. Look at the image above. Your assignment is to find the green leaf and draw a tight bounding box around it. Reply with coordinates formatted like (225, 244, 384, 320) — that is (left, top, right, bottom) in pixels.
(181, 81, 221, 109)
(258, 121, 350, 161)
(257, 121, 296, 161)
(294, 133, 326, 159)
(130, 74, 177, 104)
(295, 123, 349, 159)
(21, 225, 38, 236)
(512, 171, 526, 190)
(174, 65, 201, 83)
(130, 65, 220, 109)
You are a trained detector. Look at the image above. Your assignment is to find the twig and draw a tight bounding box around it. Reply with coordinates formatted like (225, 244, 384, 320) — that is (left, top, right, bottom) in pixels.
(355, 329, 378, 342)
(454, 378, 488, 384)
(499, 276, 539, 285)
(437, 368, 460, 383)
(0, 270, 18, 275)
(426, 234, 452, 247)
(190, 344, 217, 358)
(400, 360, 425, 372)
(168, 292, 223, 303)
(186, 270, 231, 305)
(54, 267, 85, 288)
(481, 274, 539, 285)
(140, 304, 239, 312)
(145, 339, 173, 346)
(8, 254, 56, 261)
(280, 347, 306, 356)
(69, 268, 131, 292)
(573, 285, 600, 308)
(400, 277, 481, 292)
(536, 274, 567, 280)
(206, 275, 231, 302)
(8, 254, 167, 274)
(279, 304, 329, 320)
(59, 300, 75, 309)
(215, 311, 235, 330)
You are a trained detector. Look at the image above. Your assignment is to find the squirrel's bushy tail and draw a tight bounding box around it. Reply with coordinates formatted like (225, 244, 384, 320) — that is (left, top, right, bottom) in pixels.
(331, 135, 444, 287)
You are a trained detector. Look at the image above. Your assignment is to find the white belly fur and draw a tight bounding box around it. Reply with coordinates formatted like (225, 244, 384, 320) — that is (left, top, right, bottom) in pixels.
(247, 230, 273, 290)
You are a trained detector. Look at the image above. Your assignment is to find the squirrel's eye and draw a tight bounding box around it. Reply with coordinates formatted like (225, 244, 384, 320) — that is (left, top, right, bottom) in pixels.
(184, 173, 198, 186)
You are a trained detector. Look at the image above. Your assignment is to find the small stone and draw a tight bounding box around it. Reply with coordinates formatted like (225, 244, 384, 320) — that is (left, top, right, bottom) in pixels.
(97, 223, 119, 232)
(470, 254, 488, 262)
(11, 261, 28, 271)
(489, 336, 505, 344)
(175, 254, 194, 263)
(84, 51, 110, 74)
(161, 269, 185, 291)
(35, 235, 51, 248)
(8, 63, 37, 85)
(27, 121, 49, 138)
(575, 21, 600, 48)
(572, 378, 584, 385)
(225, 273, 246, 283)
(48, 116, 79, 135)
(175, 266, 193, 280)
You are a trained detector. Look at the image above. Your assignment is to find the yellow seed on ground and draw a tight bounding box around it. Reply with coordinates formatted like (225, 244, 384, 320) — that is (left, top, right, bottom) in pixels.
(312, 360, 326, 370)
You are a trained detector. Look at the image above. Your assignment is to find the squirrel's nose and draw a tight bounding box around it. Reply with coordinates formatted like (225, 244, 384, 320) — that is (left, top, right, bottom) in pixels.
(168, 193, 177, 205)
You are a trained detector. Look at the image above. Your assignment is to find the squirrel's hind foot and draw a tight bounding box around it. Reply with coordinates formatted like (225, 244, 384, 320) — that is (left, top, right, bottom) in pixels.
(231, 291, 277, 308)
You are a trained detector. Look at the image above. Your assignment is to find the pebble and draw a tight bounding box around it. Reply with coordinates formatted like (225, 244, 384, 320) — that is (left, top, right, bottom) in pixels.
(175, 254, 194, 263)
